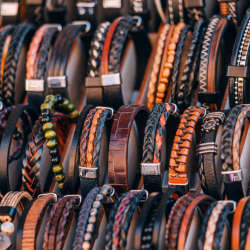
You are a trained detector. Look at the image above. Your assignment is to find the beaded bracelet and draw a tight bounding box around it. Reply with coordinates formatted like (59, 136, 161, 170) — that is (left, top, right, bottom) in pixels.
(40, 94, 79, 190)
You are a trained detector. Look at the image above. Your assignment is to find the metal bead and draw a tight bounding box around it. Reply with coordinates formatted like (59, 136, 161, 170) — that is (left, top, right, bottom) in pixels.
(1, 222, 14, 235)
(51, 156, 60, 165)
(92, 201, 101, 208)
(88, 216, 96, 224)
(82, 241, 91, 250)
(179, 83, 186, 91)
(178, 92, 184, 100)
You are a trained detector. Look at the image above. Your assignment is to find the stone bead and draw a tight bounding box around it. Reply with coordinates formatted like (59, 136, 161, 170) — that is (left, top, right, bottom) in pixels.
(84, 233, 92, 241)
(45, 95, 56, 104)
(163, 68, 170, 78)
(95, 194, 104, 201)
(50, 148, 58, 156)
(167, 50, 175, 56)
(52, 164, 63, 174)
(82, 241, 91, 250)
(86, 224, 94, 233)
(69, 109, 79, 120)
(42, 122, 54, 132)
(156, 92, 165, 98)
(51, 156, 60, 165)
(160, 78, 168, 84)
(164, 62, 173, 69)
(167, 55, 175, 63)
(44, 100, 53, 107)
(66, 103, 74, 113)
(168, 43, 176, 50)
(55, 172, 65, 182)
(46, 139, 58, 149)
(57, 182, 64, 189)
(88, 216, 96, 224)
(157, 83, 166, 93)
(178, 92, 184, 100)
(93, 201, 101, 208)
(41, 104, 52, 113)
(1, 221, 14, 235)
(58, 98, 69, 109)
(45, 130, 56, 140)
(90, 208, 98, 216)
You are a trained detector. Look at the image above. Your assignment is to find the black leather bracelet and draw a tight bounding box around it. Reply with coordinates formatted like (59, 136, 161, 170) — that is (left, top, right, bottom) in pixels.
(228, 10, 250, 108)
(45, 0, 67, 25)
(168, 0, 185, 24)
(198, 111, 228, 200)
(2, 23, 36, 107)
(26, 0, 45, 26)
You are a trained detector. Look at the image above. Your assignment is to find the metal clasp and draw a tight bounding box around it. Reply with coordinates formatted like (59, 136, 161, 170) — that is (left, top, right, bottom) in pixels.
(95, 106, 114, 119)
(64, 195, 82, 206)
(199, 106, 207, 119)
(47, 76, 67, 88)
(72, 21, 91, 33)
(79, 166, 99, 179)
(76, 1, 97, 15)
(168, 180, 190, 193)
(141, 162, 163, 175)
(218, 200, 237, 213)
(196, 142, 218, 155)
(221, 169, 243, 183)
(103, 187, 118, 204)
(25, 79, 44, 92)
(133, 15, 143, 27)
(38, 193, 58, 201)
(101, 73, 122, 87)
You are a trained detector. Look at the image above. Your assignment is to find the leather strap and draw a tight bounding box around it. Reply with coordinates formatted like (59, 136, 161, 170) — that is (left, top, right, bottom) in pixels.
(21, 194, 57, 250)
(168, 0, 185, 24)
(108, 105, 149, 193)
(0, 104, 38, 195)
(26, 0, 45, 26)
(219, 1, 238, 23)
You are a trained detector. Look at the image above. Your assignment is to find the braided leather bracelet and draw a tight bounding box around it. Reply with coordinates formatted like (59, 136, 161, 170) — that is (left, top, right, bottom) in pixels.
(197, 111, 228, 200)
(108, 105, 149, 193)
(169, 106, 205, 190)
(218, 0, 238, 23)
(220, 105, 250, 201)
(1, 23, 36, 107)
(141, 103, 180, 192)
(198, 16, 237, 111)
(228, 10, 250, 108)
(199, 200, 235, 250)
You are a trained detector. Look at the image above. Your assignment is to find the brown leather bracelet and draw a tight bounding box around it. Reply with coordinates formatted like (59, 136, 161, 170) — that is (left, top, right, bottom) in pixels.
(169, 106, 205, 188)
(108, 105, 149, 193)
(21, 193, 57, 250)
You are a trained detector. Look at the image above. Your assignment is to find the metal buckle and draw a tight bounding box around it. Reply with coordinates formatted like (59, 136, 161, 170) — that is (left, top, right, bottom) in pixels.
(140, 162, 163, 175)
(218, 200, 237, 213)
(47, 24, 62, 31)
(130, 190, 149, 202)
(103, 187, 118, 204)
(101, 73, 122, 87)
(133, 15, 143, 27)
(1, 2, 19, 16)
(25, 79, 44, 92)
(95, 106, 114, 119)
(76, 1, 97, 15)
(38, 193, 57, 201)
(168, 180, 190, 193)
(72, 21, 91, 33)
(170, 103, 178, 115)
(221, 169, 243, 183)
(79, 166, 99, 179)
(64, 195, 82, 206)
(196, 142, 218, 155)
(199, 106, 207, 119)
(47, 76, 67, 88)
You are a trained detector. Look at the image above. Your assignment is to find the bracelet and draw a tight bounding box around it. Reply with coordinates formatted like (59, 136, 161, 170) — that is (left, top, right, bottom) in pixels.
(198, 16, 237, 111)
(220, 105, 250, 201)
(228, 10, 250, 108)
(108, 105, 149, 193)
(168, 0, 185, 24)
(218, 0, 238, 23)
(141, 103, 179, 192)
(168, 106, 205, 190)
(197, 111, 228, 200)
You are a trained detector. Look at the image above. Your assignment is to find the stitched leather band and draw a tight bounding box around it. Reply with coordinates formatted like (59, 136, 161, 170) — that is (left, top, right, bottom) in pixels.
(232, 197, 250, 250)
(101, 15, 151, 110)
(221, 105, 250, 201)
(108, 105, 149, 193)
(21, 194, 57, 250)
(198, 16, 237, 111)
(169, 106, 205, 186)
(198, 111, 228, 200)
(0, 104, 38, 195)
(2, 23, 36, 107)
(228, 10, 250, 108)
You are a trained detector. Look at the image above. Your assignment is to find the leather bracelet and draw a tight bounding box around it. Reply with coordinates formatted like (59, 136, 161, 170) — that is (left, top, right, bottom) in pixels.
(169, 106, 205, 189)
(101, 15, 151, 110)
(228, 10, 250, 108)
(141, 103, 180, 192)
(79, 107, 114, 198)
(2, 23, 36, 107)
(108, 105, 149, 193)
(0, 104, 38, 195)
(26, 25, 60, 112)
(198, 16, 237, 111)
(168, 0, 185, 24)
(221, 105, 250, 202)
(21, 193, 57, 250)
(26, 1, 45, 26)
(219, 1, 238, 23)
(199, 200, 235, 250)
(45, 0, 67, 25)
(47, 22, 91, 98)
(232, 197, 250, 250)
(198, 111, 228, 200)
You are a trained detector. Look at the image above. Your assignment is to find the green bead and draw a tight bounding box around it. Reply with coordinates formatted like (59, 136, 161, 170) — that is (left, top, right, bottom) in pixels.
(66, 103, 74, 113)
(41, 103, 52, 112)
(69, 109, 79, 120)
(44, 100, 53, 107)
(58, 98, 69, 110)
(46, 139, 58, 149)
(42, 122, 54, 132)
(55, 172, 65, 182)
(57, 182, 64, 189)
(52, 164, 63, 174)
(45, 130, 56, 140)
(45, 95, 56, 104)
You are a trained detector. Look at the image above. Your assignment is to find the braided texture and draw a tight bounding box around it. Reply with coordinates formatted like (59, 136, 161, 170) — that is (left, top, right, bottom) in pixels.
(240, 199, 250, 250)
(2, 23, 35, 107)
(186, 8, 204, 24)
(80, 109, 96, 167)
(169, 106, 204, 184)
(171, 25, 191, 102)
(142, 104, 163, 163)
(35, 27, 59, 80)
(73, 188, 100, 250)
(221, 105, 243, 171)
(233, 106, 250, 170)
(27, 5, 44, 26)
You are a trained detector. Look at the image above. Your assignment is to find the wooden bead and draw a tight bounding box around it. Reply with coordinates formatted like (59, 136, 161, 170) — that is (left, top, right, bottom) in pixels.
(156, 92, 165, 98)
(169, 43, 176, 50)
(155, 97, 163, 103)
(163, 68, 170, 77)
(164, 62, 173, 69)
(168, 50, 175, 56)
(160, 78, 168, 83)
(167, 55, 175, 63)
(157, 83, 166, 93)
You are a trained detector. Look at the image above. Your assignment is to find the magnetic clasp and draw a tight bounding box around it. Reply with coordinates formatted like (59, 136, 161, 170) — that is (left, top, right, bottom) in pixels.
(227, 65, 249, 78)
(197, 91, 219, 104)
(101, 73, 122, 87)
(85, 77, 102, 88)
(0, 207, 16, 222)
(184, 0, 204, 8)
